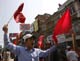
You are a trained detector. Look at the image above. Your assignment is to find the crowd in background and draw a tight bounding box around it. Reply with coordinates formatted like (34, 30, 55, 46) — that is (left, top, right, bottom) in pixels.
(1, 28, 80, 61)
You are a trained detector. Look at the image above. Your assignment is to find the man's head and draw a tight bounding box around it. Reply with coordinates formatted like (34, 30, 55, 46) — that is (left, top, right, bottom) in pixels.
(23, 34, 35, 49)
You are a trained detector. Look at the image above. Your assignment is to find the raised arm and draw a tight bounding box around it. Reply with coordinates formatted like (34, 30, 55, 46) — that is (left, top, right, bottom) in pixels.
(39, 45, 57, 58)
(3, 24, 20, 55)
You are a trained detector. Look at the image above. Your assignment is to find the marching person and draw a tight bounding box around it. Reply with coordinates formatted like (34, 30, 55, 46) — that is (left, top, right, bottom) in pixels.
(66, 46, 79, 61)
(2, 24, 57, 61)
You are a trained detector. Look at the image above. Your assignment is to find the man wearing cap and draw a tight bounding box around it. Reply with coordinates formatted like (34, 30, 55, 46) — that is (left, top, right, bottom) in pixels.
(3, 25, 57, 61)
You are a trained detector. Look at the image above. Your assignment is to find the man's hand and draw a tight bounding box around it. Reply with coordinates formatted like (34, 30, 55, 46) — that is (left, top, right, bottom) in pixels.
(2, 24, 8, 34)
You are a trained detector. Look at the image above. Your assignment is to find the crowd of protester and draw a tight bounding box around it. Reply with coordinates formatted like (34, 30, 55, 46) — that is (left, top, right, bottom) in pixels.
(1, 24, 80, 61)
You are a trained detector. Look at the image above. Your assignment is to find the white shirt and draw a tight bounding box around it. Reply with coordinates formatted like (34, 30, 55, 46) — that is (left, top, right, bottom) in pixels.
(66, 50, 79, 61)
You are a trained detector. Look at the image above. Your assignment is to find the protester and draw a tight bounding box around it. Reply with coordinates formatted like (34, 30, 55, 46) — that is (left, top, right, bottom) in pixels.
(2, 24, 57, 61)
(59, 47, 67, 61)
(66, 46, 79, 61)
(44, 40, 60, 61)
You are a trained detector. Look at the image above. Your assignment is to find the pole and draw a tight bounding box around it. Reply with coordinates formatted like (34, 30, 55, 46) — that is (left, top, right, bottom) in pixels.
(72, 32, 76, 51)
(7, 16, 13, 24)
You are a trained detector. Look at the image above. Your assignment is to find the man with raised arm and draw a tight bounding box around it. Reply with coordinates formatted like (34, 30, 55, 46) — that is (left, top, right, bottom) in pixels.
(2, 24, 57, 61)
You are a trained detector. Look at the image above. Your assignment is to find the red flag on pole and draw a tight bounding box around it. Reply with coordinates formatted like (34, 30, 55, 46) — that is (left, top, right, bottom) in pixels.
(6, 3, 24, 24)
(14, 3, 26, 23)
(14, 3, 24, 19)
(17, 3, 24, 13)
(52, 9, 72, 43)
(15, 13, 26, 23)
(38, 35, 44, 48)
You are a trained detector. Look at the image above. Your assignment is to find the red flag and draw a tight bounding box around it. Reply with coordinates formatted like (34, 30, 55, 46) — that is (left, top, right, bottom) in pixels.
(14, 3, 25, 23)
(52, 9, 72, 43)
(17, 3, 24, 13)
(15, 13, 26, 23)
(13, 39, 17, 45)
(14, 3, 24, 19)
(14, 10, 19, 20)
(38, 35, 44, 48)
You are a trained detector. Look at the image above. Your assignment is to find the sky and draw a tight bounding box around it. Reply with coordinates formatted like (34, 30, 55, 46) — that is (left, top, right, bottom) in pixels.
(0, 0, 67, 47)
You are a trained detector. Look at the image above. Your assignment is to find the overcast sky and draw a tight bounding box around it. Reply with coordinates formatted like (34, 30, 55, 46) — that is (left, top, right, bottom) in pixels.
(0, 0, 67, 47)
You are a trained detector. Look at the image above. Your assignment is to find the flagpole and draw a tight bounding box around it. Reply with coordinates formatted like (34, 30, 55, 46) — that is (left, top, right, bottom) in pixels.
(7, 3, 24, 24)
(7, 16, 13, 24)
(72, 32, 76, 51)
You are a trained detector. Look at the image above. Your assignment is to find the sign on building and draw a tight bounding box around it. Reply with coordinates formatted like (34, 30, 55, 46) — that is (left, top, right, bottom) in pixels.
(33, 19, 38, 32)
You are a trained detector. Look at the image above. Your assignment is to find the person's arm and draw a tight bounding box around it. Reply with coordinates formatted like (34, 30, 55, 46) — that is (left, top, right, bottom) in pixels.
(39, 45, 57, 58)
(4, 33, 20, 56)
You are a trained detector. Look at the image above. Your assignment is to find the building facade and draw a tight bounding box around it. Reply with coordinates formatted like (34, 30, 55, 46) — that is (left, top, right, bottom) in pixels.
(34, 13, 51, 38)
(57, 0, 80, 48)
(31, 0, 80, 48)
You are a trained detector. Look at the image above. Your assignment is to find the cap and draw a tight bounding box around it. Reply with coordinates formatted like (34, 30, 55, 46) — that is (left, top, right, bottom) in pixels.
(23, 34, 33, 41)
(66, 46, 71, 49)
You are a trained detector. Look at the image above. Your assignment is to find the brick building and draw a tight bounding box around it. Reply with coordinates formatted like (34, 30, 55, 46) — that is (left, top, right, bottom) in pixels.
(33, 13, 51, 38)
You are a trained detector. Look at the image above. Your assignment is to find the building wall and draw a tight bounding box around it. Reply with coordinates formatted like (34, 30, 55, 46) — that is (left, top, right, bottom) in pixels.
(34, 14, 51, 37)
(46, 11, 61, 38)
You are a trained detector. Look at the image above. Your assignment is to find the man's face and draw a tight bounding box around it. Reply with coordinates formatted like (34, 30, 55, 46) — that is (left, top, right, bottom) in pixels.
(25, 37, 34, 49)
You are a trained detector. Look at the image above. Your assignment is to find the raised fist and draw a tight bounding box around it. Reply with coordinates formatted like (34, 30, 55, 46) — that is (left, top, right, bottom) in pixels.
(2, 24, 8, 33)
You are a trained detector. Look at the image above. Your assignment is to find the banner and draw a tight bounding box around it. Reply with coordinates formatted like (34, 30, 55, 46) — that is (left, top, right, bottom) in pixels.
(56, 34, 66, 43)
(20, 24, 30, 31)
(9, 33, 18, 43)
